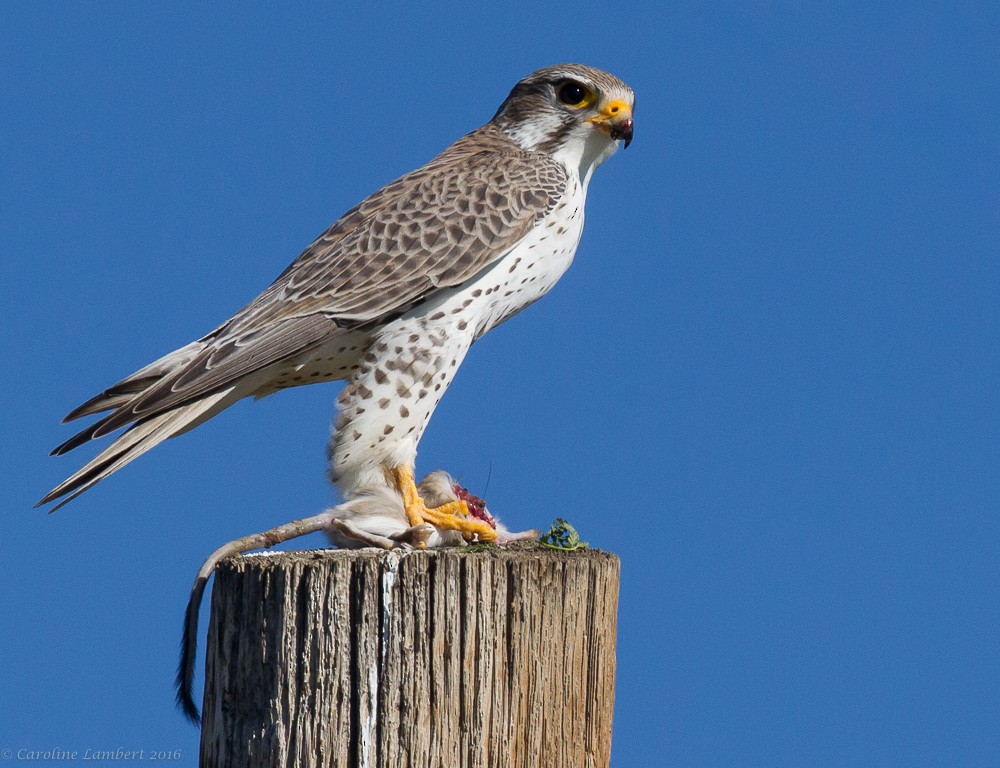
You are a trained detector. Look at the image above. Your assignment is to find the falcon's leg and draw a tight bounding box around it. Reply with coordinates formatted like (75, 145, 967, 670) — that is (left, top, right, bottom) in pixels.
(392, 465, 498, 543)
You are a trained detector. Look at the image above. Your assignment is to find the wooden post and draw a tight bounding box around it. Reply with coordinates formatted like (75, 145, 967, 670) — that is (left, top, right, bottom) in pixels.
(199, 547, 619, 768)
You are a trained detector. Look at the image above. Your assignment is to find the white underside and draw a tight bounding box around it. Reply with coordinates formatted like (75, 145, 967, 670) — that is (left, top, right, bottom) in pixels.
(329, 164, 594, 493)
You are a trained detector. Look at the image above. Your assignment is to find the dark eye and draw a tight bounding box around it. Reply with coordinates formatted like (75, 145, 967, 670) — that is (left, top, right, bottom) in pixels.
(557, 80, 589, 107)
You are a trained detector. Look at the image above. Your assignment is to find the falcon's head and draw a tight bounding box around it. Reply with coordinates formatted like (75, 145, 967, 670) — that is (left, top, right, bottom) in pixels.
(491, 63, 634, 177)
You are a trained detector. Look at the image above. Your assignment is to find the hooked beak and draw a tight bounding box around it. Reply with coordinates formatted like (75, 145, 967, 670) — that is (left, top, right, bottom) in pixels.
(589, 99, 634, 148)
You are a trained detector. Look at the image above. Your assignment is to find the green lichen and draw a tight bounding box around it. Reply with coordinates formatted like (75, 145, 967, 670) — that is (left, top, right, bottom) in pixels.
(457, 541, 497, 553)
(538, 519, 589, 551)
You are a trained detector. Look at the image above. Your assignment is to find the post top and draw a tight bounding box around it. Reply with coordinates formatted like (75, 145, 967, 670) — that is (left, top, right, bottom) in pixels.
(234, 543, 619, 569)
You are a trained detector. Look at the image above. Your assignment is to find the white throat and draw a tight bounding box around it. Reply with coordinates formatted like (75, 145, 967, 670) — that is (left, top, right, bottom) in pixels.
(549, 123, 620, 189)
(506, 116, 620, 189)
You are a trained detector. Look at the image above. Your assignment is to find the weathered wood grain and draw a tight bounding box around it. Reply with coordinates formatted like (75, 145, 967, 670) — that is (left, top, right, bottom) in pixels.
(200, 546, 619, 768)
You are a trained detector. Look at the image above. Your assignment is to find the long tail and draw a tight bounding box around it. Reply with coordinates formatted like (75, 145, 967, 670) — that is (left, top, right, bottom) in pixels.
(37, 388, 234, 511)
(60, 340, 208, 424)
(177, 571, 211, 724)
(41, 314, 340, 509)
(176, 509, 340, 724)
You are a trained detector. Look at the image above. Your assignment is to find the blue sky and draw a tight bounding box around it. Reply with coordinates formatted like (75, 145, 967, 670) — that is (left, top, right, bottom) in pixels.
(3, 2, 998, 765)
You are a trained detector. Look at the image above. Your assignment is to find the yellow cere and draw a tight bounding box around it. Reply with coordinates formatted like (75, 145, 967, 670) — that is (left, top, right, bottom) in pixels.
(600, 99, 631, 119)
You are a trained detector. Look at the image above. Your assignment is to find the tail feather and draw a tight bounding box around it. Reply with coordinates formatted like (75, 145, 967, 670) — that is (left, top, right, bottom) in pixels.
(38, 388, 234, 510)
(51, 411, 122, 456)
(61, 339, 211, 424)
(62, 376, 162, 423)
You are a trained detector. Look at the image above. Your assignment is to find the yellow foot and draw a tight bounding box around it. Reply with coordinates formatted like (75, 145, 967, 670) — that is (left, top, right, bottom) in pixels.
(391, 466, 498, 545)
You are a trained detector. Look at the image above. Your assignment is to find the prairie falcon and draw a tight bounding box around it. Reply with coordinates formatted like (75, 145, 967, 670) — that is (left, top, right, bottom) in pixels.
(39, 63, 635, 540)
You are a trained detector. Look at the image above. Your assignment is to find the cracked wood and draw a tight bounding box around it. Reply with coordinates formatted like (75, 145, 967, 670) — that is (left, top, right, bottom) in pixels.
(199, 547, 619, 768)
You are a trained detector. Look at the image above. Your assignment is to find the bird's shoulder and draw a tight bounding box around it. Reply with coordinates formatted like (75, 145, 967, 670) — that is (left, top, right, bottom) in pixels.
(317, 125, 569, 248)
(227, 126, 571, 331)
